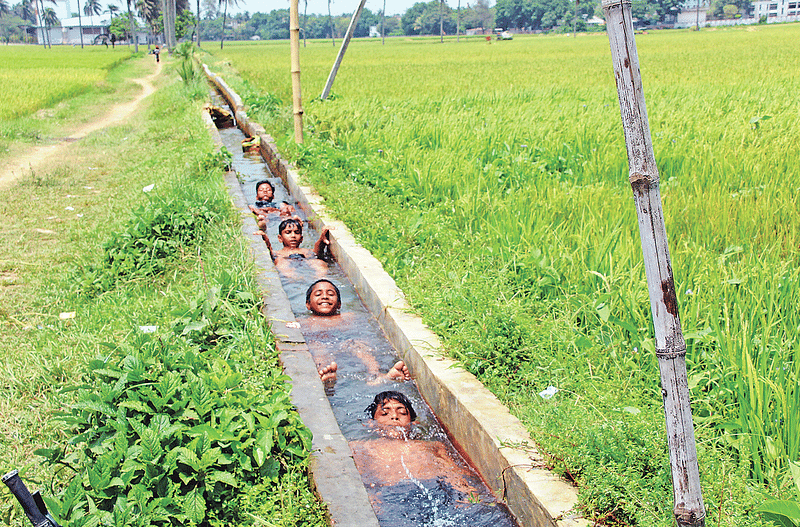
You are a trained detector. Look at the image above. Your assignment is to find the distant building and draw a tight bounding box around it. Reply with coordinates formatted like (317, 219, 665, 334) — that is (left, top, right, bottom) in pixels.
(369, 25, 380, 37)
(752, 0, 800, 20)
(675, 1, 709, 27)
(35, 14, 148, 45)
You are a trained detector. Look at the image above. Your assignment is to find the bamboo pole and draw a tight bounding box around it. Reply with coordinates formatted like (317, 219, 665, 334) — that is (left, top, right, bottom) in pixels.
(601, 1, 706, 526)
(320, 0, 367, 100)
(289, 0, 304, 143)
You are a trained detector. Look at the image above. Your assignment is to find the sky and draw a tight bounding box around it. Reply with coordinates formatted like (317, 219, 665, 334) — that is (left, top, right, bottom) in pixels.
(228, 0, 425, 17)
(52, 0, 454, 21)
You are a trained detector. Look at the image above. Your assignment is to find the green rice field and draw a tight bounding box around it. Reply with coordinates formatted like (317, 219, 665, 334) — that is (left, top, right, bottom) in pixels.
(0, 47, 128, 118)
(209, 25, 800, 525)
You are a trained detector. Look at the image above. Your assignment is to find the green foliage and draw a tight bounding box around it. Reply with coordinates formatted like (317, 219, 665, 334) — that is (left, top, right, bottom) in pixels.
(79, 187, 227, 294)
(37, 315, 311, 526)
(757, 462, 800, 527)
(175, 41, 198, 85)
(199, 146, 233, 173)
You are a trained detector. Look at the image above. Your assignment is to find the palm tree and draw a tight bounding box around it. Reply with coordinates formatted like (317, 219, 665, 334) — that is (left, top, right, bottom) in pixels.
(217, 0, 238, 49)
(135, 0, 158, 45)
(19, 0, 35, 22)
(124, 0, 137, 52)
(37, 0, 57, 47)
(84, 0, 100, 15)
(0, 0, 10, 16)
(72, 0, 85, 47)
(105, 2, 119, 19)
(42, 5, 58, 46)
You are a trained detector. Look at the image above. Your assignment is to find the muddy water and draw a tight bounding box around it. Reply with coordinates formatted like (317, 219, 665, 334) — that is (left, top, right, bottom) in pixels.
(216, 122, 518, 527)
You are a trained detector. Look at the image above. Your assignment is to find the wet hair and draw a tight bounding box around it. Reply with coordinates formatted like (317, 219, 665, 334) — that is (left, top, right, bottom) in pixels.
(255, 180, 274, 194)
(365, 391, 417, 422)
(305, 279, 341, 306)
(278, 218, 303, 235)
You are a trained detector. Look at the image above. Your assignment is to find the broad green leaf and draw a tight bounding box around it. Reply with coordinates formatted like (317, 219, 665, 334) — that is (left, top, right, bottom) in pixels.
(208, 470, 239, 487)
(182, 487, 206, 523)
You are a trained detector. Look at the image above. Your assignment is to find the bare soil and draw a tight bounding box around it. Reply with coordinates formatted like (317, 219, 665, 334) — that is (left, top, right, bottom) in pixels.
(0, 59, 163, 190)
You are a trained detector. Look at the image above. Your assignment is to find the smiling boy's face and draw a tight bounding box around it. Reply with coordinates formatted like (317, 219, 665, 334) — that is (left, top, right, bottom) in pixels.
(256, 183, 274, 201)
(306, 281, 341, 315)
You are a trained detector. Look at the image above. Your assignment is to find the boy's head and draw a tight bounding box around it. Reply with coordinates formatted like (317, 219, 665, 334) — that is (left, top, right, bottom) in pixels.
(255, 180, 275, 202)
(365, 391, 416, 427)
(305, 279, 341, 316)
(277, 218, 303, 249)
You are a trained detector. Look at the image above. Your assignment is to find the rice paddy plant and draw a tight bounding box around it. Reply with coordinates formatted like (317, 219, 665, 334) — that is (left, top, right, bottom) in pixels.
(211, 24, 800, 521)
(0, 47, 128, 118)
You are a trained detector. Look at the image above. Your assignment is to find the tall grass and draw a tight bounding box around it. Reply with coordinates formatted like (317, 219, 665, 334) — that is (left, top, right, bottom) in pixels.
(210, 25, 800, 523)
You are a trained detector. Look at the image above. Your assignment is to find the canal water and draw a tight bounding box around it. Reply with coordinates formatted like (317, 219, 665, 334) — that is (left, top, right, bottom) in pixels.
(214, 111, 519, 527)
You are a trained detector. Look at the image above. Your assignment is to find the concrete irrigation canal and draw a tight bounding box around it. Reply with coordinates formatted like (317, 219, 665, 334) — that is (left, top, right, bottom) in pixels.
(202, 64, 587, 527)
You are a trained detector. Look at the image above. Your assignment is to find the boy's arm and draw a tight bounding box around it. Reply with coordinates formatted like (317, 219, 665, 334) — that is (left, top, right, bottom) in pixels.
(253, 230, 275, 260)
(314, 227, 331, 260)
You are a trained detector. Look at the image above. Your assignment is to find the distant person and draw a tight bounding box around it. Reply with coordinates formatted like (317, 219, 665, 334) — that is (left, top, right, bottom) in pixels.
(248, 180, 294, 231)
(154, 45, 160, 63)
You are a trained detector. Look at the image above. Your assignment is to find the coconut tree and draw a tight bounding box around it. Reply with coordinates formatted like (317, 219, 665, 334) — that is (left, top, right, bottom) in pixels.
(41, 5, 57, 46)
(72, 0, 84, 47)
(105, 2, 119, 19)
(0, 0, 10, 16)
(19, 0, 35, 21)
(217, 0, 237, 49)
(84, 0, 100, 15)
(135, 0, 158, 45)
(124, 0, 137, 52)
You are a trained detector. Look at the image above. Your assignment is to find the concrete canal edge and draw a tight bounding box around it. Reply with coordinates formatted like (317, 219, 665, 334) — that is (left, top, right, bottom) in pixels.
(202, 63, 589, 527)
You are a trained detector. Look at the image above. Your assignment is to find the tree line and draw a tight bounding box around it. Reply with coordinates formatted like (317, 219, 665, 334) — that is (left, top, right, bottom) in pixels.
(0, 0, 755, 46)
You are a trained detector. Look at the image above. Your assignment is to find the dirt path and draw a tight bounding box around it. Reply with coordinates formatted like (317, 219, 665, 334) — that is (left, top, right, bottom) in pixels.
(0, 59, 163, 190)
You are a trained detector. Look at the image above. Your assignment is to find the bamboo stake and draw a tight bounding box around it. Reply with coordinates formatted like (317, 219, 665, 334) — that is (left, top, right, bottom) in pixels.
(289, 0, 304, 143)
(320, 0, 367, 100)
(602, 1, 706, 526)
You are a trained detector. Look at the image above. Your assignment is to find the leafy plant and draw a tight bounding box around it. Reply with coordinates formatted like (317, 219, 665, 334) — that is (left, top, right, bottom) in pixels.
(37, 326, 311, 526)
(757, 462, 800, 527)
(80, 190, 226, 294)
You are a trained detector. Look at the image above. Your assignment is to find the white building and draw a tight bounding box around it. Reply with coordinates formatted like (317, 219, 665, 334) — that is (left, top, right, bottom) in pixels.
(36, 14, 148, 45)
(752, 0, 800, 20)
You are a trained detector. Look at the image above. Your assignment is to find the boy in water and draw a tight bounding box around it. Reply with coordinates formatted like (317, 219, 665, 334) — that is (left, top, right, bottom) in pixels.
(308, 280, 410, 386)
(260, 219, 331, 279)
(351, 391, 491, 507)
(248, 180, 295, 231)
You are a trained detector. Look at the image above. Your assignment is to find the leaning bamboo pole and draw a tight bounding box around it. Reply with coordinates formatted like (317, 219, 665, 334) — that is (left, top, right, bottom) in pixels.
(289, 0, 304, 143)
(602, 1, 706, 526)
(320, 0, 367, 100)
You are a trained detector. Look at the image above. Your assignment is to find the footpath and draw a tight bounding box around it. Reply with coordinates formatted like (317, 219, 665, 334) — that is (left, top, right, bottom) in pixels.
(0, 59, 163, 190)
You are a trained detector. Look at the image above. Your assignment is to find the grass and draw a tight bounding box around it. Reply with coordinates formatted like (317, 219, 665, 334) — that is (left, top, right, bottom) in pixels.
(207, 25, 800, 525)
(0, 53, 326, 526)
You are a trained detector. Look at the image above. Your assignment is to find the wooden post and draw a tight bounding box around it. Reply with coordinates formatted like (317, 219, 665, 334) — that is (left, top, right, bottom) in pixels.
(381, 0, 385, 45)
(320, 0, 367, 100)
(290, 0, 304, 143)
(602, 1, 706, 526)
(439, 0, 444, 43)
